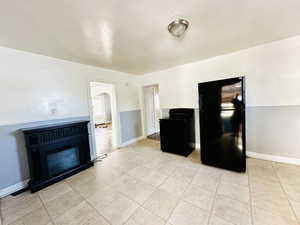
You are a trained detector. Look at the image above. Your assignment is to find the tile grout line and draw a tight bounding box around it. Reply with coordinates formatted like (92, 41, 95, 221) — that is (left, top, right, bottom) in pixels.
(163, 176, 230, 222)
(99, 187, 167, 225)
(68, 180, 113, 225)
(272, 163, 300, 225)
(121, 205, 140, 225)
(249, 161, 300, 224)
(116, 166, 181, 224)
(1, 194, 50, 225)
(162, 166, 202, 225)
(206, 172, 223, 225)
(72, 160, 166, 225)
(247, 167, 255, 225)
(215, 178, 251, 206)
(38, 192, 57, 225)
(119, 191, 167, 225)
(83, 198, 113, 225)
(205, 168, 252, 225)
(2, 191, 60, 225)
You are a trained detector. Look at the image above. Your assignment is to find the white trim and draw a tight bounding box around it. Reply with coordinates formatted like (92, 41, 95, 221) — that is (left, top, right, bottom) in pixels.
(247, 151, 300, 166)
(87, 82, 121, 160)
(141, 84, 160, 138)
(0, 179, 29, 198)
(119, 109, 141, 113)
(193, 147, 300, 166)
(0, 116, 89, 128)
(119, 136, 146, 148)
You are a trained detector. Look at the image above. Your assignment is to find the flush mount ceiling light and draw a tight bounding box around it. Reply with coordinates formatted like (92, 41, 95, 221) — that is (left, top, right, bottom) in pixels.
(168, 19, 189, 38)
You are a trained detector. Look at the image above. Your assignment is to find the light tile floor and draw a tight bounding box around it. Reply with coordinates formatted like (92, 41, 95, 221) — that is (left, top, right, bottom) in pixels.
(1, 139, 300, 225)
(95, 124, 113, 156)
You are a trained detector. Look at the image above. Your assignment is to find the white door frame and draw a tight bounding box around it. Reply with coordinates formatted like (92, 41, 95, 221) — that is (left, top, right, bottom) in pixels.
(143, 84, 160, 136)
(87, 82, 120, 160)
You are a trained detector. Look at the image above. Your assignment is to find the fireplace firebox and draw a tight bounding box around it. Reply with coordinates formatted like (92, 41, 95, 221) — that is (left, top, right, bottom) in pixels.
(22, 121, 94, 192)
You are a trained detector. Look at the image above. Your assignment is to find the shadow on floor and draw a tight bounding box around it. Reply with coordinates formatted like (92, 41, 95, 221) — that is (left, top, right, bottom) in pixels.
(147, 132, 160, 141)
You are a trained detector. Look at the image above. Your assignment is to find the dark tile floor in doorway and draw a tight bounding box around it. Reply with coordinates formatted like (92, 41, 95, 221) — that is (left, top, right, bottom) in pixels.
(147, 132, 160, 141)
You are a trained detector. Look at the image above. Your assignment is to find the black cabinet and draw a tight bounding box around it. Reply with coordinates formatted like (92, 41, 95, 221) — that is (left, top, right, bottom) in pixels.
(160, 108, 195, 157)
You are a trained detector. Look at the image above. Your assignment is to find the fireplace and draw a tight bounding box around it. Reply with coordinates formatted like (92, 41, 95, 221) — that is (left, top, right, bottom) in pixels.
(22, 121, 94, 192)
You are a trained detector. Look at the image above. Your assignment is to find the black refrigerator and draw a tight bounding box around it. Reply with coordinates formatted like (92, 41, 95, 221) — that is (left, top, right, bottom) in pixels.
(198, 77, 246, 172)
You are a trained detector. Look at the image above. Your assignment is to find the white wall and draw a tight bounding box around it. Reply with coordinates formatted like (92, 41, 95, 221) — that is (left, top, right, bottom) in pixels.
(93, 94, 112, 122)
(139, 35, 300, 108)
(138, 35, 300, 160)
(92, 95, 107, 123)
(104, 95, 112, 122)
(0, 46, 140, 126)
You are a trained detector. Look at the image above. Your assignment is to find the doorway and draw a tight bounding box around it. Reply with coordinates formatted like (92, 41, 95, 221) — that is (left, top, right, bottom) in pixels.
(89, 82, 119, 159)
(144, 85, 160, 140)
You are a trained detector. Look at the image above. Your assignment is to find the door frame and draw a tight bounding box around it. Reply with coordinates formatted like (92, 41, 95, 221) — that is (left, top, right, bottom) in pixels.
(143, 84, 160, 136)
(87, 82, 121, 160)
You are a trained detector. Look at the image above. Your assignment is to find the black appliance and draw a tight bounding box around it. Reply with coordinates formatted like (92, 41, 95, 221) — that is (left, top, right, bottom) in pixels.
(198, 77, 246, 172)
(160, 108, 195, 157)
(22, 121, 94, 192)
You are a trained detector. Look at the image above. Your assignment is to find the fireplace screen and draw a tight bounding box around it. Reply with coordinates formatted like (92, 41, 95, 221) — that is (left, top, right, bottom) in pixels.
(47, 146, 80, 177)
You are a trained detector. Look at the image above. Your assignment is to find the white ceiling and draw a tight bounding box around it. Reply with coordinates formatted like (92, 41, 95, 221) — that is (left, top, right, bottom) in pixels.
(1, 0, 300, 75)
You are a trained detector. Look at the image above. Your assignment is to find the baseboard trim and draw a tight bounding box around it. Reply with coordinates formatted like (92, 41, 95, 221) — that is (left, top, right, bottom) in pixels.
(0, 179, 29, 198)
(247, 151, 300, 166)
(193, 145, 300, 166)
(119, 136, 146, 148)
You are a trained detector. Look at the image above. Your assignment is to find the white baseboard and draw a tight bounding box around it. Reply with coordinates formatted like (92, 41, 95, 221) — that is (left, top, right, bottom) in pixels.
(119, 136, 146, 148)
(0, 179, 29, 198)
(247, 151, 300, 166)
(193, 145, 300, 166)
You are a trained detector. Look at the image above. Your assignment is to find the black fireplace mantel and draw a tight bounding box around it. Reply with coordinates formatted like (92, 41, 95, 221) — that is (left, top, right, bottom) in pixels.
(22, 120, 94, 192)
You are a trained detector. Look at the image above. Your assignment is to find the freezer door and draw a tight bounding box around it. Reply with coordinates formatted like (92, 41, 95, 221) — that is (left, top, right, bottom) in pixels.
(199, 77, 244, 111)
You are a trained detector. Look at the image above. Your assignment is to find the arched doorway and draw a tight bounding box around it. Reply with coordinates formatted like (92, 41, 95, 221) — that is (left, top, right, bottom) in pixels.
(93, 93, 112, 155)
(89, 82, 119, 159)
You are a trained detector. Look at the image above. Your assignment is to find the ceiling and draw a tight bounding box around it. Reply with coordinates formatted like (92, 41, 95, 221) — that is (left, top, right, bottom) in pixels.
(1, 0, 300, 75)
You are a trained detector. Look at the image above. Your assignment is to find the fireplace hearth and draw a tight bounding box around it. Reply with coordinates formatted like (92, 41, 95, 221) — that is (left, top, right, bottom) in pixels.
(22, 121, 93, 192)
